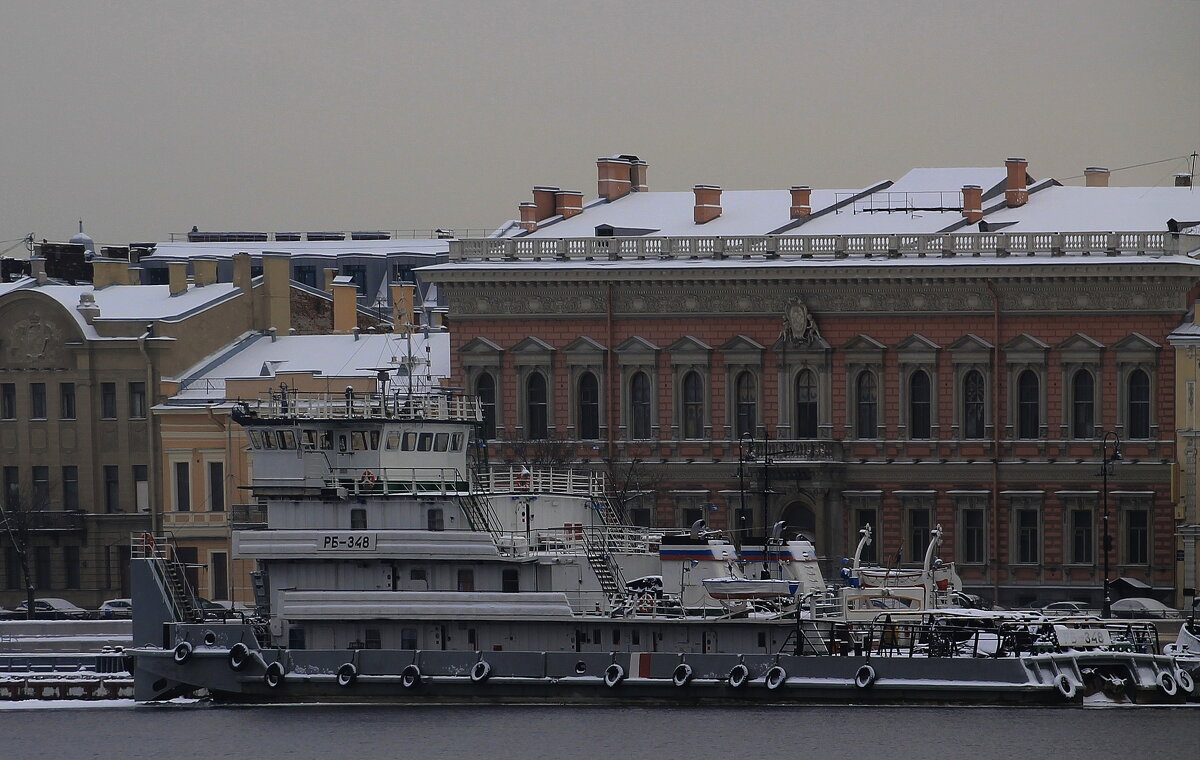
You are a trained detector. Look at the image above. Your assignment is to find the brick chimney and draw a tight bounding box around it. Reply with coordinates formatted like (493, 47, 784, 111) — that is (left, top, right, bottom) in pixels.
(91, 259, 128, 288)
(1084, 167, 1110, 187)
(1005, 157, 1028, 208)
(790, 186, 812, 219)
(332, 276, 358, 333)
(555, 190, 584, 218)
(597, 156, 633, 201)
(1177, 173, 1193, 188)
(630, 160, 648, 192)
(168, 260, 189, 296)
(961, 185, 983, 223)
(262, 252, 291, 334)
(233, 252, 252, 294)
(532, 186, 559, 221)
(518, 202, 539, 232)
(694, 185, 722, 224)
(193, 256, 218, 286)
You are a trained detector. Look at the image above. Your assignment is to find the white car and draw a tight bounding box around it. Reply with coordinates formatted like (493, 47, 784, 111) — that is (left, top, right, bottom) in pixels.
(99, 598, 133, 619)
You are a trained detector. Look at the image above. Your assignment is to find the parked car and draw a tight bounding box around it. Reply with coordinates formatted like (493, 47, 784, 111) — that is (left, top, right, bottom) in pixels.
(1110, 597, 1178, 619)
(1041, 601, 1093, 617)
(99, 598, 133, 619)
(13, 598, 89, 619)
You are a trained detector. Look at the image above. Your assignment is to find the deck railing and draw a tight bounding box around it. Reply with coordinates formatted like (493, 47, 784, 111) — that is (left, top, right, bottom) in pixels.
(237, 389, 481, 423)
(453, 231, 1190, 263)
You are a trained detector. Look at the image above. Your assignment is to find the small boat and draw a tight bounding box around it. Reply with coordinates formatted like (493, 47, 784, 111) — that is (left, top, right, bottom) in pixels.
(702, 577, 800, 600)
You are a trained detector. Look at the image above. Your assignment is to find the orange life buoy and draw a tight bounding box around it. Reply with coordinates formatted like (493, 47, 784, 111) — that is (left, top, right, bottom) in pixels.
(359, 470, 378, 485)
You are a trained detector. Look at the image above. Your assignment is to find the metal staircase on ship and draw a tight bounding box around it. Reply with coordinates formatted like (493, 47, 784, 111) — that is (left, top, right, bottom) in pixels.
(132, 533, 204, 624)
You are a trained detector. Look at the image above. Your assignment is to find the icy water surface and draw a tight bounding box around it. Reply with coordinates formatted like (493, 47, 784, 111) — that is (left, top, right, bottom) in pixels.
(1, 702, 1197, 759)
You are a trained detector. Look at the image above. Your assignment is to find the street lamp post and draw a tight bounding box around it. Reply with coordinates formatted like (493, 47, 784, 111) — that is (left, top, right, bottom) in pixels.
(1100, 431, 1122, 618)
(739, 434, 752, 534)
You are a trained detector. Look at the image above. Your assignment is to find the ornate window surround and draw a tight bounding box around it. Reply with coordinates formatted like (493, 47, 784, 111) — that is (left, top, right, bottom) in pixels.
(1057, 333, 1103, 441)
(896, 334, 940, 441)
(950, 334, 993, 440)
(510, 336, 556, 440)
(668, 335, 712, 441)
(563, 336, 608, 442)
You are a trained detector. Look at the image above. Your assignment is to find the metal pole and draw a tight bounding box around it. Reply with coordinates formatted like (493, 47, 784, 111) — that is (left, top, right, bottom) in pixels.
(1101, 431, 1121, 619)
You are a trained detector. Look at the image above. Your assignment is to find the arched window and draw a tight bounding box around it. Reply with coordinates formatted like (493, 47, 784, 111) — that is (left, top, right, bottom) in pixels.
(525, 372, 547, 439)
(1017, 370, 1039, 439)
(578, 372, 599, 440)
(795, 370, 818, 438)
(1071, 369, 1095, 439)
(963, 370, 985, 439)
(735, 371, 757, 439)
(909, 370, 931, 439)
(682, 371, 703, 439)
(856, 371, 877, 439)
(630, 371, 651, 439)
(476, 372, 496, 441)
(1127, 369, 1150, 439)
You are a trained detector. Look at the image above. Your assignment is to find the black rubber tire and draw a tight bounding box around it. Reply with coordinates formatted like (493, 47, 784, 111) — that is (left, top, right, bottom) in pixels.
(1158, 671, 1178, 696)
(854, 664, 877, 689)
(1056, 674, 1077, 700)
(264, 661, 284, 688)
(672, 663, 693, 687)
(470, 660, 492, 683)
(604, 663, 625, 687)
(728, 664, 750, 688)
(228, 642, 250, 672)
(401, 664, 422, 689)
(173, 641, 193, 664)
(337, 663, 357, 688)
(765, 665, 787, 690)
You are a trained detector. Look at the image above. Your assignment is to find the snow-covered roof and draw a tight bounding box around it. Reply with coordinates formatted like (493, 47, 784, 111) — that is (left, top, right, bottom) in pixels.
(977, 186, 1200, 233)
(148, 238, 449, 260)
(519, 189, 865, 238)
(14, 281, 241, 339)
(167, 331, 452, 402)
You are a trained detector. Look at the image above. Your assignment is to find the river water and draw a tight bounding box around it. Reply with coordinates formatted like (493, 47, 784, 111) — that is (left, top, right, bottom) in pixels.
(1, 702, 1198, 760)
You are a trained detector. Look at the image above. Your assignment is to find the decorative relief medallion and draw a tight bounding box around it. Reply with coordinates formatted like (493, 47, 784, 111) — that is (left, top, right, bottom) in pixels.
(5, 311, 63, 366)
(781, 296, 823, 346)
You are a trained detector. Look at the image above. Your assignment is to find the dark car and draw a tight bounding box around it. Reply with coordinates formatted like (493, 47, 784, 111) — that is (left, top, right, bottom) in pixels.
(14, 598, 89, 619)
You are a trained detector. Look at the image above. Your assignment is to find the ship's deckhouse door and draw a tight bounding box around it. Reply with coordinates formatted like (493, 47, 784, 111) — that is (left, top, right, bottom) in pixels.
(703, 630, 717, 654)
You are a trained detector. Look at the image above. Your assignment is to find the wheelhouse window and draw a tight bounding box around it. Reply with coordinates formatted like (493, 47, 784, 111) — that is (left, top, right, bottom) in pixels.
(630, 371, 651, 439)
(682, 371, 703, 439)
(476, 372, 496, 440)
(855, 371, 877, 439)
(795, 370, 818, 438)
(1127, 369, 1150, 439)
(578, 371, 600, 440)
(735, 371, 757, 439)
(909, 370, 931, 439)
(1017, 370, 1039, 439)
(1071, 370, 1095, 439)
(525, 372, 548, 439)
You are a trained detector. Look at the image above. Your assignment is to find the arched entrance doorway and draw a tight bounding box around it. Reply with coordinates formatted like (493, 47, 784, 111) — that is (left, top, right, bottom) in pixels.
(779, 499, 817, 540)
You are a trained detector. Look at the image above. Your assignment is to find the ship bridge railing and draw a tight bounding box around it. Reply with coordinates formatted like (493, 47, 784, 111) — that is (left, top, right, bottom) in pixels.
(479, 466, 609, 498)
(517, 524, 652, 556)
(329, 467, 472, 497)
(236, 388, 482, 423)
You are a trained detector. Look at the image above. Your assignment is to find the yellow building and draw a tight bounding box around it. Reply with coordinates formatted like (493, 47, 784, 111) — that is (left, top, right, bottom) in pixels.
(1169, 301, 1200, 614)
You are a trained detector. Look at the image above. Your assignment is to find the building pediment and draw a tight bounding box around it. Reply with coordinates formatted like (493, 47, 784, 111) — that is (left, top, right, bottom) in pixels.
(718, 335, 763, 366)
(843, 334, 885, 364)
(564, 335, 608, 354)
(1058, 333, 1104, 364)
(1004, 333, 1049, 364)
(459, 336, 504, 356)
(510, 336, 556, 354)
(949, 333, 993, 364)
(895, 333, 940, 363)
(616, 336, 660, 355)
(1113, 332, 1160, 363)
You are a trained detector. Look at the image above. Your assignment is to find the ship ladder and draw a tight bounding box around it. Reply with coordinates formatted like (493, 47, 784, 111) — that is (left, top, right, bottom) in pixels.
(583, 528, 627, 609)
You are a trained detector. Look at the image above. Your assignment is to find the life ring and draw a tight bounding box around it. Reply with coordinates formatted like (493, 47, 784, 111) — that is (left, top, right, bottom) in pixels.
(515, 471, 531, 490)
(603, 663, 625, 687)
(728, 663, 750, 689)
(359, 470, 378, 485)
(337, 663, 357, 688)
(1056, 674, 1077, 700)
(228, 642, 251, 671)
(470, 660, 492, 683)
(1175, 669, 1195, 695)
(765, 665, 787, 690)
(401, 664, 422, 689)
(672, 663, 694, 687)
(142, 532, 157, 554)
(1157, 671, 1178, 696)
(854, 664, 877, 689)
(264, 661, 285, 689)
(173, 641, 193, 664)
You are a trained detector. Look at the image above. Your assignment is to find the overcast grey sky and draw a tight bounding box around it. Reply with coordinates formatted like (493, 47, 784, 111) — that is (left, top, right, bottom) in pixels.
(1, 0, 1197, 246)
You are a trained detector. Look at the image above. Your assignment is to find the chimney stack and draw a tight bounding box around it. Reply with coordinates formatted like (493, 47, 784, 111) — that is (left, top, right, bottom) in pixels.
(694, 185, 722, 224)
(961, 185, 983, 223)
(168, 261, 189, 296)
(1005, 157, 1028, 208)
(555, 190, 584, 218)
(1176, 173, 1193, 188)
(789, 186, 812, 219)
(332, 276, 358, 333)
(1084, 167, 1110, 188)
(597, 156, 633, 201)
(233, 252, 252, 294)
(518, 202, 539, 232)
(261, 252, 291, 334)
(323, 267, 338, 293)
(630, 160, 648, 192)
(91, 259, 128, 288)
(76, 293, 100, 324)
(532, 186, 559, 221)
(193, 256, 218, 286)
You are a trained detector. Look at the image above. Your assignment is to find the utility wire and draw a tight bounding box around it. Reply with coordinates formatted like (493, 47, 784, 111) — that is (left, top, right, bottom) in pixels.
(1059, 153, 1194, 181)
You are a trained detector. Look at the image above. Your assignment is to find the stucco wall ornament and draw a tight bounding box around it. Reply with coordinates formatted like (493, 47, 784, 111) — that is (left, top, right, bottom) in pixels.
(6, 312, 62, 364)
(782, 297, 823, 346)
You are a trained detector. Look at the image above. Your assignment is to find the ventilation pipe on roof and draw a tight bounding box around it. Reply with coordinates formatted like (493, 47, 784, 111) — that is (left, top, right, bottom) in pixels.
(1085, 167, 1110, 188)
(532, 186, 559, 221)
(694, 185, 722, 224)
(1005, 157, 1029, 208)
(790, 186, 812, 219)
(332, 278, 359, 334)
(1177, 173, 1193, 188)
(31, 258, 47, 285)
(555, 190, 584, 218)
(323, 267, 338, 293)
(262, 252, 291, 335)
(597, 156, 633, 201)
(961, 185, 983, 223)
